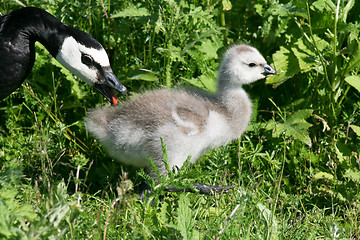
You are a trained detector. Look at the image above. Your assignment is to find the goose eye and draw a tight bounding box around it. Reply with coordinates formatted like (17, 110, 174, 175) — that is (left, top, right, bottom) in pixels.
(81, 54, 93, 66)
(248, 63, 256, 67)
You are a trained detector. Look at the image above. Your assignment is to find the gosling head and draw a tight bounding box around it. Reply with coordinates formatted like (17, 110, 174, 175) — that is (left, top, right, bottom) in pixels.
(218, 44, 276, 89)
(55, 29, 126, 105)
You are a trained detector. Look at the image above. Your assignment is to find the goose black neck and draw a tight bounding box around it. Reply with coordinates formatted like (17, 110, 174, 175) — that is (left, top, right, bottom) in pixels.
(6, 7, 69, 57)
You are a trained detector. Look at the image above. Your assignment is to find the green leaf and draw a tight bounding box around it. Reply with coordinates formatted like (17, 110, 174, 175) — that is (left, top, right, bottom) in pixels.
(350, 125, 360, 136)
(269, 110, 313, 146)
(0, 202, 12, 238)
(283, 0, 307, 18)
(285, 110, 313, 146)
(266, 46, 301, 86)
(128, 69, 159, 82)
(257, 203, 279, 239)
(313, 171, 334, 180)
(342, 0, 355, 22)
(177, 194, 195, 240)
(158, 202, 169, 225)
(292, 36, 327, 71)
(345, 75, 360, 92)
(344, 169, 360, 183)
(267, 34, 329, 87)
(181, 71, 217, 92)
(13, 205, 37, 220)
(198, 39, 219, 60)
(111, 3, 150, 18)
(198, 73, 217, 92)
(222, 0, 232, 11)
(286, 109, 313, 125)
(311, 0, 332, 12)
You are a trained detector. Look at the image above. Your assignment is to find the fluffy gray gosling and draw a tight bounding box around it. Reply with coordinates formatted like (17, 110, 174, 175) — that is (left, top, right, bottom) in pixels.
(85, 44, 276, 194)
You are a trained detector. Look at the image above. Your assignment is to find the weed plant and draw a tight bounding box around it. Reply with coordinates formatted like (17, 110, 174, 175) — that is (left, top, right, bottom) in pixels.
(0, 0, 360, 239)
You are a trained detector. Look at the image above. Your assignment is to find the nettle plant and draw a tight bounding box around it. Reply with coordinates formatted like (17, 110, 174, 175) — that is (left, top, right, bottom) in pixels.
(111, 0, 225, 90)
(255, 0, 360, 145)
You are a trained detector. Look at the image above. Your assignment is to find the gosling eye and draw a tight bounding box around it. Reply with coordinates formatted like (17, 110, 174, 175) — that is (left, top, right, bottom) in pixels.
(81, 54, 94, 66)
(248, 63, 256, 67)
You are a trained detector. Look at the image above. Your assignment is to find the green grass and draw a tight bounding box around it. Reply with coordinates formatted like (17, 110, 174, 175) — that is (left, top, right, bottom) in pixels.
(1, 0, 360, 239)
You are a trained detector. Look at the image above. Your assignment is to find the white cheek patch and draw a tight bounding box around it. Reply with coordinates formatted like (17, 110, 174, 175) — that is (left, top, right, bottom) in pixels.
(55, 36, 110, 85)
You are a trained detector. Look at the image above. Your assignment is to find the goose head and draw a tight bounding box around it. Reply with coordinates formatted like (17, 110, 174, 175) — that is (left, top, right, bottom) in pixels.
(218, 44, 276, 90)
(55, 31, 126, 105)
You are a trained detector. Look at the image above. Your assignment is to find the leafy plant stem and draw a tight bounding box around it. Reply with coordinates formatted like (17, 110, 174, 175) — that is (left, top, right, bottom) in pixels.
(330, 0, 341, 118)
(51, 71, 59, 119)
(163, 5, 177, 88)
(269, 98, 284, 121)
(268, 136, 286, 240)
(305, 2, 342, 126)
(220, 4, 228, 43)
(165, 38, 173, 88)
(66, 216, 74, 239)
(338, 85, 351, 107)
(146, 28, 155, 66)
(328, 0, 341, 125)
(333, 0, 340, 87)
(305, 2, 331, 91)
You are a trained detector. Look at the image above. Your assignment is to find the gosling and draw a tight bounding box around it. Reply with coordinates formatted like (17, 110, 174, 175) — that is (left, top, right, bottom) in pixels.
(85, 44, 276, 192)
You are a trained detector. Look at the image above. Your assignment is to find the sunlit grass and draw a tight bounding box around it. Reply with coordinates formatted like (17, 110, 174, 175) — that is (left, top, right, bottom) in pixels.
(1, 0, 360, 239)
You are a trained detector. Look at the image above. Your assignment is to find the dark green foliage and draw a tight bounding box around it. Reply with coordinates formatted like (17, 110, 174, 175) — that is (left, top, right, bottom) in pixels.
(1, 0, 360, 239)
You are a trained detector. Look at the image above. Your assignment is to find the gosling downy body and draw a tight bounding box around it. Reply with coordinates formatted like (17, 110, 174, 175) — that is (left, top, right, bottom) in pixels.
(0, 7, 126, 104)
(85, 44, 276, 192)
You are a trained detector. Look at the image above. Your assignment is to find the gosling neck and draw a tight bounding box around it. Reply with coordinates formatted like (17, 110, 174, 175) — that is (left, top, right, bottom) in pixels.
(216, 70, 243, 95)
(214, 69, 252, 120)
(215, 74, 253, 135)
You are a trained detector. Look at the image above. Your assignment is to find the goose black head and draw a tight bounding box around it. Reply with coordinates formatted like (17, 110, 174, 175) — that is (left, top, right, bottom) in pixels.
(55, 29, 126, 105)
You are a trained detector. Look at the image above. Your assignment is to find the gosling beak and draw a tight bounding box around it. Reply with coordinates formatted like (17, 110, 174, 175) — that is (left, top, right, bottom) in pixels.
(262, 64, 276, 76)
(94, 71, 127, 106)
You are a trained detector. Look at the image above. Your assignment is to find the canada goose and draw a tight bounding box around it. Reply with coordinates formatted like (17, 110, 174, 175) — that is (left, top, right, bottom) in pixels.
(0, 7, 126, 104)
(85, 44, 276, 193)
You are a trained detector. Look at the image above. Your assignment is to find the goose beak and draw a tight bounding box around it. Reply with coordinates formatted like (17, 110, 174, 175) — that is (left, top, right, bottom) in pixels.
(94, 71, 127, 106)
(262, 64, 276, 76)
